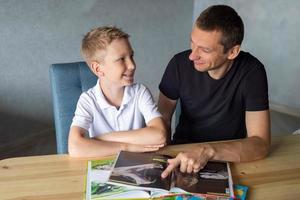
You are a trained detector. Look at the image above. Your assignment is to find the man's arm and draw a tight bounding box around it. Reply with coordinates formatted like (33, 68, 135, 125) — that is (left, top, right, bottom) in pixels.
(68, 126, 165, 158)
(161, 110, 271, 178)
(96, 117, 167, 145)
(212, 110, 270, 161)
(158, 92, 177, 143)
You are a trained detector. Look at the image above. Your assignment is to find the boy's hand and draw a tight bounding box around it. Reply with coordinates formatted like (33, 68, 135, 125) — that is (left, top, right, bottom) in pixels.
(126, 143, 165, 152)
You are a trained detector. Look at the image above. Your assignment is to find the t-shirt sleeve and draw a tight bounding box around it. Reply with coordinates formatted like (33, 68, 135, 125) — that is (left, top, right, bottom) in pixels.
(244, 66, 269, 111)
(71, 93, 93, 131)
(159, 56, 180, 100)
(137, 85, 162, 124)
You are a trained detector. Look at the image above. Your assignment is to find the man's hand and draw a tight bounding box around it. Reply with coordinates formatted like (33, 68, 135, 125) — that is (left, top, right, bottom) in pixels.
(161, 144, 215, 178)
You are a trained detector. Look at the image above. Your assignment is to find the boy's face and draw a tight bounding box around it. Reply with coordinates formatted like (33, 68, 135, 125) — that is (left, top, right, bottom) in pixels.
(98, 38, 136, 87)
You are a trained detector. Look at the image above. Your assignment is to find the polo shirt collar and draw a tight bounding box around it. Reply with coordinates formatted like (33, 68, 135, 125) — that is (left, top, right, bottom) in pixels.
(95, 79, 134, 110)
(121, 85, 133, 109)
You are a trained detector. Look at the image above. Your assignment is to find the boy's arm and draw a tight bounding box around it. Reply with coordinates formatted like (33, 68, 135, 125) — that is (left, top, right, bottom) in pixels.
(96, 117, 167, 145)
(68, 126, 163, 158)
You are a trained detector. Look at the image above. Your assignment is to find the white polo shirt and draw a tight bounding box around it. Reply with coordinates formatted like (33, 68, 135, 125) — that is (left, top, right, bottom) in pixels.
(71, 80, 162, 138)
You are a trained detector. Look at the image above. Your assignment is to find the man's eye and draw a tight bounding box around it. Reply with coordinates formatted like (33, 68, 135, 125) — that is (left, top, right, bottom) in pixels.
(203, 49, 211, 53)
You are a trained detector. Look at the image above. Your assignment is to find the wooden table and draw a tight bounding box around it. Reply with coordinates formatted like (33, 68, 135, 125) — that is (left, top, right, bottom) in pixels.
(1, 135, 299, 200)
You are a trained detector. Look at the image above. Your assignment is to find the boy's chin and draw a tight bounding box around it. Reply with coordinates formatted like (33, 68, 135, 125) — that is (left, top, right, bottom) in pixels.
(123, 80, 134, 86)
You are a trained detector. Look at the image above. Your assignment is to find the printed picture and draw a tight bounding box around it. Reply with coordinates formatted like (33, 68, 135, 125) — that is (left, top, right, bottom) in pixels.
(109, 152, 172, 190)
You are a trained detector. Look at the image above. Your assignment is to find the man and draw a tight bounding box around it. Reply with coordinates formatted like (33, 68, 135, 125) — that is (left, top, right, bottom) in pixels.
(159, 5, 270, 178)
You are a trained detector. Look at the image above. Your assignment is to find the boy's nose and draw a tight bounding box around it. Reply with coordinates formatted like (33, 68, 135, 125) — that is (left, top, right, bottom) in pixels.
(127, 60, 136, 70)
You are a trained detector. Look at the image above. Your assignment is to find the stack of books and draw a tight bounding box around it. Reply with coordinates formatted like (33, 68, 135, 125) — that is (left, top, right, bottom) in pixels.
(85, 151, 248, 200)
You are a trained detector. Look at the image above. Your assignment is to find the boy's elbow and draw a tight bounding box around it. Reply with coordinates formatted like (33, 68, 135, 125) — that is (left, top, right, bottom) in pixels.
(68, 143, 80, 157)
(68, 131, 84, 158)
(155, 128, 167, 144)
(68, 139, 80, 157)
(146, 117, 168, 144)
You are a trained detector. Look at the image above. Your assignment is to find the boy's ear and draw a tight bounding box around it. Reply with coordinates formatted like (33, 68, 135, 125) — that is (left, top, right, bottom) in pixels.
(90, 61, 104, 77)
(227, 45, 241, 60)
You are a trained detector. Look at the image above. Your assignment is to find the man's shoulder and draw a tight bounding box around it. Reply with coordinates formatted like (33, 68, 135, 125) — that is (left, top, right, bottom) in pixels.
(168, 49, 193, 71)
(237, 51, 264, 68)
(173, 49, 191, 60)
(234, 51, 266, 77)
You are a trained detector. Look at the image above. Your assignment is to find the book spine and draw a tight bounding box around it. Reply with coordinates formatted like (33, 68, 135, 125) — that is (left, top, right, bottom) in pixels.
(84, 161, 91, 200)
(227, 162, 234, 198)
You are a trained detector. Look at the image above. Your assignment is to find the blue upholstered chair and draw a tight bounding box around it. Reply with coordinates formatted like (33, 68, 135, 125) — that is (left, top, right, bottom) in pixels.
(49, 62, 97, 154)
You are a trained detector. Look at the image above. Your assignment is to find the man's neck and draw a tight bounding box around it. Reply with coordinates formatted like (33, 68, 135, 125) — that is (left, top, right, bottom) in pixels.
(208, 60, 234, 80)
(100, 81, 124, 108)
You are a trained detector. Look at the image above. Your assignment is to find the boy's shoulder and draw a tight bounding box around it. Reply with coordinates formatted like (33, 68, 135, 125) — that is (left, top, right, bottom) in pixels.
(130, 82, 146, 90)
(79, 84, 98, 102)
(127, 83, 149, 95)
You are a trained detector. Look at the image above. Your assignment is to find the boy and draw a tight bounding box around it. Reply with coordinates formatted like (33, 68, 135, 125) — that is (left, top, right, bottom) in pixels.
(68, 26, 167, 158)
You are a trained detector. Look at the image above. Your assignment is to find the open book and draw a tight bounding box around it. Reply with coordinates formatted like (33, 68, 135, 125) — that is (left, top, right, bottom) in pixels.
(107, 151, 234, 199)
(85, 157, 155, 200)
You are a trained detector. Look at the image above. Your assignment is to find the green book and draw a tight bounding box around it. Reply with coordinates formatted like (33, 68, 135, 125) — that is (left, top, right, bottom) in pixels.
(85, 157, 153, 200)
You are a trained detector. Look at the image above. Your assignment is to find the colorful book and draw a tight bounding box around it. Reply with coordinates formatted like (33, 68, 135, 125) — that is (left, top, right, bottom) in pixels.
(85, 152, 248, 200)
(107, 151, 235, 199)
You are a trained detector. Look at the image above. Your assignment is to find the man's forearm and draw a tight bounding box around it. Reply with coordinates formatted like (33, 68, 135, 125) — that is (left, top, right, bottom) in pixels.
(209, 136, 270, 162)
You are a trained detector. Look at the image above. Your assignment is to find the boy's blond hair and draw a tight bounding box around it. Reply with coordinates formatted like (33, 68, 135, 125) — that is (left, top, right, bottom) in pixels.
(81, 26, 129, 64)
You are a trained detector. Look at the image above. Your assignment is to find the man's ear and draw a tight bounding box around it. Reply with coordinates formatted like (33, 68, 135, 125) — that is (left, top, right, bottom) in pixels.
(227, 45, 241, 60)
(91, 61, 104, 76)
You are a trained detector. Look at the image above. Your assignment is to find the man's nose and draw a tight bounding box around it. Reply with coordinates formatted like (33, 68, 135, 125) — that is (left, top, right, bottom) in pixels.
(189, 48, 199, 61)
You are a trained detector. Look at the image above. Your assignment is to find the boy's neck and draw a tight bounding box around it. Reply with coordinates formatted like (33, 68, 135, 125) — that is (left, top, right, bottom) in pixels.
(99, 80, 124, 109)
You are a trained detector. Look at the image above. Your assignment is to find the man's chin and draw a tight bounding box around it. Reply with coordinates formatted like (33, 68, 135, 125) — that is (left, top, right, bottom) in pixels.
(193, 64, 208, 72)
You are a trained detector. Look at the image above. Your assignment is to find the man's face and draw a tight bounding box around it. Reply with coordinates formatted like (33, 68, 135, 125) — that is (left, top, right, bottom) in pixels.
(101, 38, 136, 87)
(189, 27, 230, 73)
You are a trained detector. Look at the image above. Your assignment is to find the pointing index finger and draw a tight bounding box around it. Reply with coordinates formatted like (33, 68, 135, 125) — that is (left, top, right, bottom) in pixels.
(161, 157, 181, 178)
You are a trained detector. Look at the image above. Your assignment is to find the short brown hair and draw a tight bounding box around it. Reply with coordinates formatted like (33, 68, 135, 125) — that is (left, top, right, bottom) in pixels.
(196, 5, 244, 53)
(81, 26, 129, 64)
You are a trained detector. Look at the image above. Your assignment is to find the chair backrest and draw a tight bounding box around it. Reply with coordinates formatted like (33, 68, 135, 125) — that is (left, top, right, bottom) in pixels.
(49, 62, 97, 154)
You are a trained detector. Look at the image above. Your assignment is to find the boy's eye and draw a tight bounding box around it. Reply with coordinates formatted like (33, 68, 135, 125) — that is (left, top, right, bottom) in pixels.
(116, 57, 125, 62)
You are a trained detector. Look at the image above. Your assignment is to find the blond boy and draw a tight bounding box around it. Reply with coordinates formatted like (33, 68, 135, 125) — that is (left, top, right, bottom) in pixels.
(68, 26, 167, 158)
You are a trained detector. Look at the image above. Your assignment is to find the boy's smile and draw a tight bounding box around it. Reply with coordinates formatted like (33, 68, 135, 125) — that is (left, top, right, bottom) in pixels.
(122, 72, 134, 82)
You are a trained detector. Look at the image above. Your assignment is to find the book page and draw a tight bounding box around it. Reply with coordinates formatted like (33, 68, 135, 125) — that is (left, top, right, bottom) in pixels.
(172, 161, 232, 197)
(86, 158, 150, 200)
(108, 151, 173, 192)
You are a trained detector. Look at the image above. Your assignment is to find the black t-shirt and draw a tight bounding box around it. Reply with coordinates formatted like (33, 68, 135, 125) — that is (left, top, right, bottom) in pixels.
(159, 50, 269, 144)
